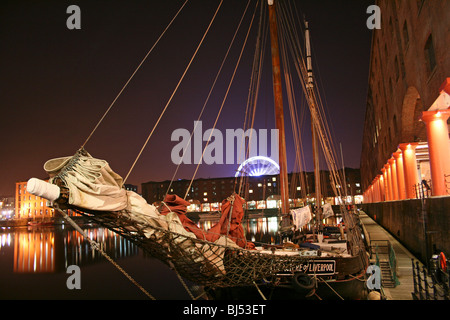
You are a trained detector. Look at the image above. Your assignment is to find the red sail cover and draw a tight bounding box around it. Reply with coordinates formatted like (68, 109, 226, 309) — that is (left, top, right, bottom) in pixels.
(160, 194, 255, 250)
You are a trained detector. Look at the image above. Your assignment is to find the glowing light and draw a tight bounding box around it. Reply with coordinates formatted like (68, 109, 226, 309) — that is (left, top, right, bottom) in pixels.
(235, 156, 280, 177)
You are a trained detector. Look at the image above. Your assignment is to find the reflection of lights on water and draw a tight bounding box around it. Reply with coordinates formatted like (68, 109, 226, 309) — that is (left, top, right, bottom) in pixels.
(199, 217, 280, 235)
(267, 217, 278, 233)
(0, 233, 12, 248)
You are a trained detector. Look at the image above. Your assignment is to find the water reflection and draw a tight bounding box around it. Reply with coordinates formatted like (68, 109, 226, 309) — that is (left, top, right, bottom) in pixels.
(0, 216, 281, 299)
(197, 216, 280, 246)
(1, 216, 277, 275)
(1, 225, 139, 274)
(14, 230, 55, 273)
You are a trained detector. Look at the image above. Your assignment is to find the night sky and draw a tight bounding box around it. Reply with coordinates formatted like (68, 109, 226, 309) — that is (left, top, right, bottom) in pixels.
(0, 0, 373, 196)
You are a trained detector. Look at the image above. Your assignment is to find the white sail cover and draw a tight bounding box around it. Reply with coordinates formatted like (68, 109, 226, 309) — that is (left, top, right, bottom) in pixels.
(38, 150, 240, 275)
(44, 153, 129, 211)
(291, 206, 312, 229)
(322, 203, 334, 219)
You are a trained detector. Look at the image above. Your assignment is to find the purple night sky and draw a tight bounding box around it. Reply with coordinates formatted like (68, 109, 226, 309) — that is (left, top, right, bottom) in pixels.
(0, 0, 373, 196)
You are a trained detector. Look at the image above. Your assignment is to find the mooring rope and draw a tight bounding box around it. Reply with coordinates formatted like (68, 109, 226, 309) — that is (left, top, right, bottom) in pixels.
(253, 281, 268, 300)
(54, 205, 157, 300)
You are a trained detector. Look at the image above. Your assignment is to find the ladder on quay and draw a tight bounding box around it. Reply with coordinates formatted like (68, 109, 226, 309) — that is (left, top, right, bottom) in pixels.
(359, 211, 418, 300)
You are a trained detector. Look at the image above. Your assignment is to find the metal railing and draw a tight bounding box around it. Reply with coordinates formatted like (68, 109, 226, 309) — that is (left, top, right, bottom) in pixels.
(411, 259, 449, 300)
(370, 240, 400, 287)
(445, 174, 450, 195)
(414, 180, 432, 199)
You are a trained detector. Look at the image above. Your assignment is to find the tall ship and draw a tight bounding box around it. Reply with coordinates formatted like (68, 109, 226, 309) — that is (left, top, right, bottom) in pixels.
(27, 0, 369, 300)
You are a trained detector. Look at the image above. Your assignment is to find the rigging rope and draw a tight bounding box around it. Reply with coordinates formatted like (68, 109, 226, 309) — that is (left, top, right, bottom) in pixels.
(54, 205, 157, 300)
(184, 0, 259, 198)
(81, 0, 189, 149)
(160, 0, 253, 199)
(122, 0, 224, 186)
(237, 0, 267, 197)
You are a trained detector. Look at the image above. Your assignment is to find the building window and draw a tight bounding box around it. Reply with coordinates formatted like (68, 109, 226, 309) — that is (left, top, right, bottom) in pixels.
(424, 34, 437, 73)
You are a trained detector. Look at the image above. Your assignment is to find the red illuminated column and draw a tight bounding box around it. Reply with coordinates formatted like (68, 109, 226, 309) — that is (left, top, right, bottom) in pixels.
(380, 172, 386, 201)
(371, 183, 378, 202)
(384, 164, 391, 201)
(388, 157, 399, 200)
(373, 177, 379, 202)
(393, 151, 406, 200)
(376, 175, 383, 201)
(399, 142, 420, 199)
(387, 163, 395, 201)
(420, 109, 450, 196)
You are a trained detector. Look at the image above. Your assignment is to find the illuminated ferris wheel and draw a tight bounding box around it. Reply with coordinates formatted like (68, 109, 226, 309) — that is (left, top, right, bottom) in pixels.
(235, 156, 280, 177)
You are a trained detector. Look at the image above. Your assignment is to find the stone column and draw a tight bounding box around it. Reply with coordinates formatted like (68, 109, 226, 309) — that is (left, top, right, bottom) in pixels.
(393, 151, 406, 200)
(373, 177, 379, 202)
(388, 157, 399, 200)
(379, 172, 386, 201)
(383, 164, 391, 201)
(399, 143, 420, 198)
(377, 174, 384, 201)
(420, 109, 450, 196)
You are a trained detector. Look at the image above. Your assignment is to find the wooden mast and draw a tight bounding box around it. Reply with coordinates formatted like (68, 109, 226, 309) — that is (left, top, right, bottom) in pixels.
(305, 20, 323, 232)
(267, 0, 289, 215)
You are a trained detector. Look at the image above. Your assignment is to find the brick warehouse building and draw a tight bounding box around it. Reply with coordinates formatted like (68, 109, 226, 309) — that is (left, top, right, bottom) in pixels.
(142, 168, 362, 211)
(15, 180, 83, 223)
(360, 0, 450, 200)
(15, 181, 55, 220)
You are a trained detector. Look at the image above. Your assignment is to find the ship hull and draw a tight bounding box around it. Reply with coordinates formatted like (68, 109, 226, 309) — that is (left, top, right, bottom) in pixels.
(205, 255, 368, 300)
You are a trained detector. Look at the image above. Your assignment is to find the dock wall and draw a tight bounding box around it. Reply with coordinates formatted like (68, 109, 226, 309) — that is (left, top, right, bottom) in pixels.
(360, 197, 450, 264)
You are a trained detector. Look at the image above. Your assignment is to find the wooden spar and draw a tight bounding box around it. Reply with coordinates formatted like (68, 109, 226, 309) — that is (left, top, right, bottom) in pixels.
(268, 0, 289, 215)
(305, 20, 323, 231)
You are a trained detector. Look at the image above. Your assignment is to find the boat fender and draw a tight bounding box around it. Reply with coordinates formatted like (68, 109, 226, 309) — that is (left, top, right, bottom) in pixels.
(27, 178, 61, 202)
(439, 252, 447, 272)
(292, 273, 316, 293)
(368, 291, 381, 300)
